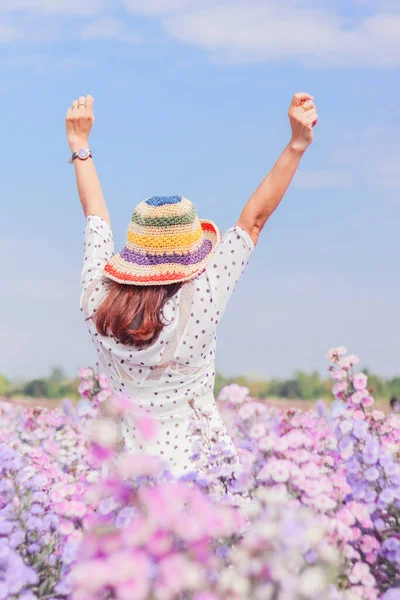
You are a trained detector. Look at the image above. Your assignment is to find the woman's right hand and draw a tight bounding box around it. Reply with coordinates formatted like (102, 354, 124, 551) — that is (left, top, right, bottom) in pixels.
(65, 94, 95, 152)
(288, 92, 318, 153)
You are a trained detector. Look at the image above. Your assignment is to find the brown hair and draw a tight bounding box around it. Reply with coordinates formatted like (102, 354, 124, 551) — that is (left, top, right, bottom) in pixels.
(92, 280, 182, 348)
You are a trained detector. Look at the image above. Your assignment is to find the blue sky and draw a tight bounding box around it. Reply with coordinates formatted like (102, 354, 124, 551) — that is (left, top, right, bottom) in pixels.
(1, 0, 399, 381)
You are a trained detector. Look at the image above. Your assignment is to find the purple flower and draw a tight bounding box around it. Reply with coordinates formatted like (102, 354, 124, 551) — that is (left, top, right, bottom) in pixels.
(19, 592, 38, 600)
(382, 588, 400, 600)
(0, 583, 8, 600)
(364, 467, 380, 482)
(62, 398, 75, 416)
(346, 457, 361, 474)
(25, 516, 44, 531)
(0, 520, 13, 535)
(379, 489, 395, 505)
(363, 440, 380, 465)
(9, 531, 25, 548)
(383, 538, 400, 553)
(353, 420, 369, 439)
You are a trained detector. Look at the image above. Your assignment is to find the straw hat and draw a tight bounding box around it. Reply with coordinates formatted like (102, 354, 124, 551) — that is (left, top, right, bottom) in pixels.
(104, 196, 221, 286)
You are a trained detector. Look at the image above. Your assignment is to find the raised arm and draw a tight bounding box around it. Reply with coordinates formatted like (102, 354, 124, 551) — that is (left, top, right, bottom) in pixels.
(65, 95, 110, 225)
(237, 92, 318, 246)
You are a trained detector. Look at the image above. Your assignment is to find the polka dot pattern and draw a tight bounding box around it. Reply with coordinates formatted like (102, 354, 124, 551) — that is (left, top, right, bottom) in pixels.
(80, 215, 254, 475)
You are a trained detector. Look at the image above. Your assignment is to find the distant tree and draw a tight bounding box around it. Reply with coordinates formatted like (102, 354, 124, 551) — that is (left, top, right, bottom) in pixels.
(275, 379, 301, 399)
(22, 379, 49, 398)
(294, 370, 325, 399)
(49, 367, 67, 385)
(214, 372, 229, 397)
(0, 374, 12, 396)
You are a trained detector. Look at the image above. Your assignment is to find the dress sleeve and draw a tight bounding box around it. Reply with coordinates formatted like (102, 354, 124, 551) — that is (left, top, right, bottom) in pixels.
(80, 215, 114, 308)
(204, 225, 254, 321)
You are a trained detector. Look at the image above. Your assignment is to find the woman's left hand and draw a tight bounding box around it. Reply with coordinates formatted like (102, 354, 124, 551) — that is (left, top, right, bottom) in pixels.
(65, 95, 95, 152)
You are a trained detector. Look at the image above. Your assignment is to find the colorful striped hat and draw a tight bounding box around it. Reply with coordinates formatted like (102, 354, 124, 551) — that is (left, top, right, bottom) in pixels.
(103, 196, 221, 286)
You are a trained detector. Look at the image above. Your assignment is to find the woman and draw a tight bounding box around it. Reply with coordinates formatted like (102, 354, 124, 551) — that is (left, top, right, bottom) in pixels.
(66, 93, 318, 475)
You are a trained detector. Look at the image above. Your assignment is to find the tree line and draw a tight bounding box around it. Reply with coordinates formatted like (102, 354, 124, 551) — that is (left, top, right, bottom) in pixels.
(1, 366, 399, 401)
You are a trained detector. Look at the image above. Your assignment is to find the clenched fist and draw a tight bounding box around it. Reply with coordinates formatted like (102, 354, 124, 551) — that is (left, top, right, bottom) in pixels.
(65, 95, 95, 152)
(288, 92, 318, 153)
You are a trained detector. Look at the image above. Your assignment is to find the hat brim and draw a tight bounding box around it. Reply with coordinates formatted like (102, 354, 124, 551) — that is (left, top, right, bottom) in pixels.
(103, 220, 221, 286)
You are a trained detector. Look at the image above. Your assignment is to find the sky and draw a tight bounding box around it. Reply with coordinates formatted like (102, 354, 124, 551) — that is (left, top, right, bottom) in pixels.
(1, 0, 399, 381)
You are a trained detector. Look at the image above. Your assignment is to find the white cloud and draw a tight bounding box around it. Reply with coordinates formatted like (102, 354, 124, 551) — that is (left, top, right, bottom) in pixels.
(162, 2, 400, 67)
(287, 126, 400, 191)
(0, 0, 399, 68)
(81, 17, 141, 44)
(122, 0, 200, 16)
(0, 0, 104, 15)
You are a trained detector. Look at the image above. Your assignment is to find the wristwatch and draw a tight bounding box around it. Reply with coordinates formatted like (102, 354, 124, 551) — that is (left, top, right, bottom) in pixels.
(68, 148, 92, 163)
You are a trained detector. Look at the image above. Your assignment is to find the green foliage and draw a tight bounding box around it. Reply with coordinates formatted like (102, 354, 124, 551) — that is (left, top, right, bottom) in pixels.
(4, 367, 80, 400)
(2, 365, 399, 402)
(214, 368, 399, 402)
(0, 374, 12, 396)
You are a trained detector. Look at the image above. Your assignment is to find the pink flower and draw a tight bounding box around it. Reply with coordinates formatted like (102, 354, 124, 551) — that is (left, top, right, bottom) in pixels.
(349, 561, 371, 584)
(67, 501, 87, 518)
(249, 423, 266, 439)
(371, 410, 385, 421)
(302, 463, 321, 479)
(117, 454, 165, 479)
(326, 347, 347, 362)
(361, 395, 374, 408)
(339, 354, 360, 369)
(51, 488, 66, 503)
(312, 494, 336, 511)
(53, 501, 69, 516)
(353, 373, 368, 390)
(78, 380, 94, 397)
(218, 383, 250, 405)
(266, 459, 291, 483)
(302, 480, 323, 497)
(77, 367, 94, 380)
(116, 578, 150, 600)
(274, 437, 289, 452)
(332, 369, 347, 381)
(332, 382, 347, 398)
(361, 573, 376, 587)
(351, 391, 364, 405)
(59, 520, 75, 536)
(96, 390, 111, 403)
(360, 535, 380, 554)
(238, 404, 255, 420)
(98, 372, 109, 389)
(135, 413, 157, 442)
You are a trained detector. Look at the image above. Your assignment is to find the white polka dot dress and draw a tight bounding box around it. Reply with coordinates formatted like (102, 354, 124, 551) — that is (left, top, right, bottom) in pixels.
(80, 216, 254, 475)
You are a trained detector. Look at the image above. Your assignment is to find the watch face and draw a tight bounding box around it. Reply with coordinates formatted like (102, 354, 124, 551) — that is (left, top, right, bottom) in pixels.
(78, 148, 90, 160)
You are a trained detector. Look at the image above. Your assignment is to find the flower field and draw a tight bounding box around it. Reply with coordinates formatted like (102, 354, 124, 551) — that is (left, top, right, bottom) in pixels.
(1, 349, 399, 600)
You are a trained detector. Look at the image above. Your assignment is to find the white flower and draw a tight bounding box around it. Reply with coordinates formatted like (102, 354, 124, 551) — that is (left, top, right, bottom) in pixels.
(339, 354, 360, 369)
(298, 567, 327, 597)
(249, 423, 266, 439)
(218, 383, 250, 404)
(326, 347, 347, 361)
(220, 568, 251, 596)
(89, 419, 118, 446)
